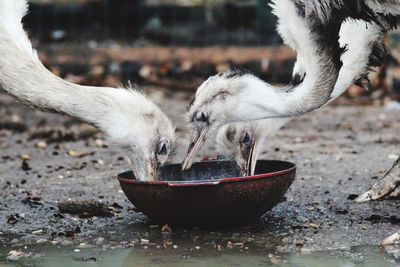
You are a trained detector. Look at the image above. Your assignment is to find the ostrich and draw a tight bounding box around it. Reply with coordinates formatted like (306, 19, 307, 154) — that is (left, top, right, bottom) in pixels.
(182, 0, 344, 171)
(216, 19, 386, 177)
(0, 0, 175, 181)
(183, 0, 400, 200)
(303, 1, 400, 203)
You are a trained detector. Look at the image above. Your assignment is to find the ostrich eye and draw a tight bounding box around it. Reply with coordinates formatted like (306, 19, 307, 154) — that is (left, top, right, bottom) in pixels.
(158, 143, 168, 155)
(242, 132, 251, 145)
(217, 91, 229, 101)
(195, 112, 208, 123)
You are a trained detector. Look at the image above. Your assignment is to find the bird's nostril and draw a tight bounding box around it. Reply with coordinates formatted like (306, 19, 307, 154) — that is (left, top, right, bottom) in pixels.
(195, 112, 208, 123)
(158, 143, 168, 155)
(242, 132, 251, 145)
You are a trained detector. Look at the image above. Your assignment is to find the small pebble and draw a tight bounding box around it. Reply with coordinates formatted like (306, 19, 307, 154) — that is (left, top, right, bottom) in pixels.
(20, 154, 30, 160)
(36, 239, 47, 244)
(7, 250, 24, 261)
(94, 237, 105, 246)
(36, 141, 47, 149)
(140, 239, 149, 245)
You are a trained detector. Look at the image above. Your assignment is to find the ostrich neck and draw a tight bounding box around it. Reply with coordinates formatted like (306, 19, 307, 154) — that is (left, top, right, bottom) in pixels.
(252, 1, 344, 119)
(0, 46, 114, 126)
(233, 17, 342, 122)
(275, 20, 342, 117)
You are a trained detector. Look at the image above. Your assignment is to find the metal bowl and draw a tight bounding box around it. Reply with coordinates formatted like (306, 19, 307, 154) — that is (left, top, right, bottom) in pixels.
(118, 160, 296, 227)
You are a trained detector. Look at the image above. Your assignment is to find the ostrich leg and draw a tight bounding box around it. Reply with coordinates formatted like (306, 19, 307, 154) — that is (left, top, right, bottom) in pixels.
(355, 157, 400, 202)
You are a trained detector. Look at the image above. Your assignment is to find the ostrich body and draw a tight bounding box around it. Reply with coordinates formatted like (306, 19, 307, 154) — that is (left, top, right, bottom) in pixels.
(216, 19, 385, 177)
(0, 0, 175, 181)
(307, 0, 400, 202)
(184, 0, 400, 202)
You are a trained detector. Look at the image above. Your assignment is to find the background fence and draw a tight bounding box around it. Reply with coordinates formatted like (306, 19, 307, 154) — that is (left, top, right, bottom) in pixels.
(22, 0, 400, 101)
(26, 0, 280, 46)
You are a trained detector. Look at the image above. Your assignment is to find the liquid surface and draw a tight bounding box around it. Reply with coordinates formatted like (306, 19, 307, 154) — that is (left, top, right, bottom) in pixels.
(1, 244, 398, 267)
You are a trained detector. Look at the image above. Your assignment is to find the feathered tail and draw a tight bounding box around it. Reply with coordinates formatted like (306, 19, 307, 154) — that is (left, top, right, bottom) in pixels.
(329, 20, 386, 102)
(305, 0, 400, 29)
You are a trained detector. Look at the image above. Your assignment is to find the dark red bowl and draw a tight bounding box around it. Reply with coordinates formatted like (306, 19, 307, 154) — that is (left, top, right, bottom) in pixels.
(118, 160, 296, 227)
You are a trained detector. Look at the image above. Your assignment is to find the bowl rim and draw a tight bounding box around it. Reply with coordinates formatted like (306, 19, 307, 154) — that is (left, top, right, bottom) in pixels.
(118, 160, 296, 187)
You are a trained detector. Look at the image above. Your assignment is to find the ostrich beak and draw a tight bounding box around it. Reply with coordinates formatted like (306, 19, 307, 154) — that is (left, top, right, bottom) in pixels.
(127, 154, 159, 182)
(182, 127, 209, 170)
(146, 156, 159, 181)
(240, 140, 257, 177)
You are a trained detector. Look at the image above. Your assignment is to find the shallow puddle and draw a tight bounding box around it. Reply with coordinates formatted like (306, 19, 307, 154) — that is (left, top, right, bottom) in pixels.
(0, 243, 398, 267)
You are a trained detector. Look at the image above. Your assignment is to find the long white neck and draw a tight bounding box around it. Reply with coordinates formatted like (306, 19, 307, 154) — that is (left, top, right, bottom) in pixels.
(0, 1, 139, 128)
(261, 0, 343, 118)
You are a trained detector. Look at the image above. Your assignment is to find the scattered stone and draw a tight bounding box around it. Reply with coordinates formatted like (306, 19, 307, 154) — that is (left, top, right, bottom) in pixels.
(78, 242, 92, 248)
(36, 238, 48, 244)
(307, 223, 320, 229)
(32, 229, 43, 235)
(36, 141, 48, 149)
(95, 139, 106, 147)
(22, 196, 42, 207)
(140, 239, 149, 245)
(68, 150, 93, 158)
(6, 214, 20, 225)
(94, 237, 105, 246)
(7, 250, 24, 261)
(20, 154, 31, 160)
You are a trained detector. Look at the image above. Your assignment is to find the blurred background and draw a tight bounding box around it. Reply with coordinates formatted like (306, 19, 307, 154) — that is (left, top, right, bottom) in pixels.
(24, 0, 400, 105)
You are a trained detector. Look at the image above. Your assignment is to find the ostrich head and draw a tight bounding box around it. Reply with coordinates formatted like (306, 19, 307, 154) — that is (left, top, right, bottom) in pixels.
(99, 88, 175, 182)
(182, 70, 281, 170)
(216, 118, 289, 176)
(216, 123, 260, 177)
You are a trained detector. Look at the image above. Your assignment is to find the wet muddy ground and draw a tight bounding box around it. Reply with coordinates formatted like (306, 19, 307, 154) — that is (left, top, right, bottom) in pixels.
(0, 88, 399, 262)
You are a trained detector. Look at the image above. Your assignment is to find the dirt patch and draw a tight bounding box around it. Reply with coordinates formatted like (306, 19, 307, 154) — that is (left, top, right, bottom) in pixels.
(0, 89, 399, 252)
